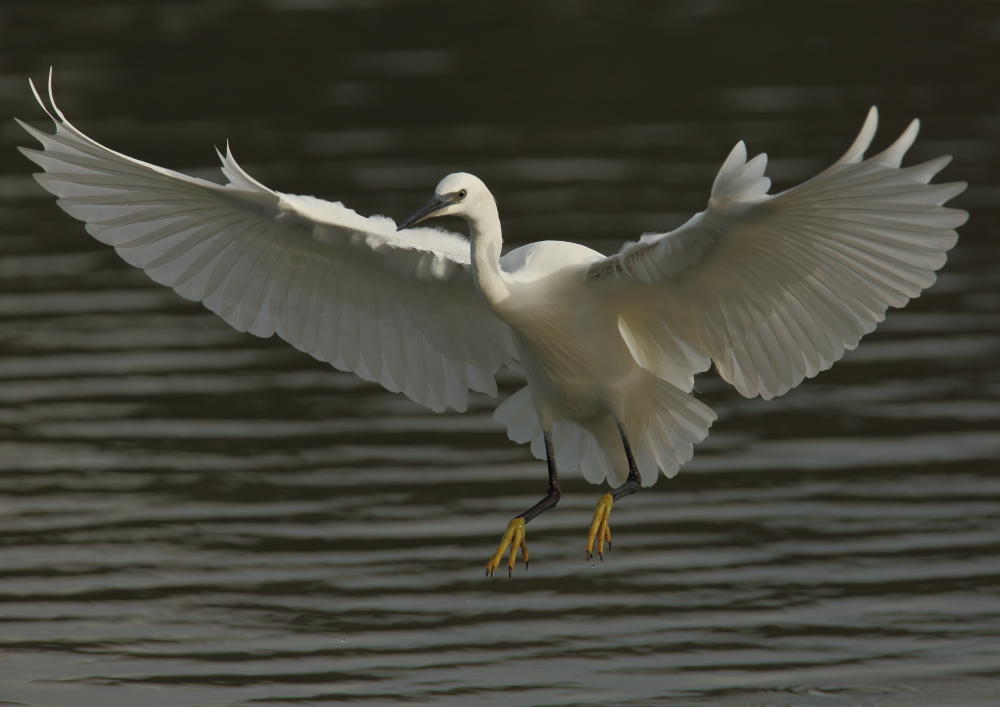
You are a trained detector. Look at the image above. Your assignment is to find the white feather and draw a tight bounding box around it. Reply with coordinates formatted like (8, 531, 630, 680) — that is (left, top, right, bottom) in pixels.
(17, 79, 517, 413)
(589, 108, 967, 401)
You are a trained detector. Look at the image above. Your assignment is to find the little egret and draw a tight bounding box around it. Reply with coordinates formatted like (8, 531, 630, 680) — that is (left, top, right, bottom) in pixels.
(18, 73, 967, 576)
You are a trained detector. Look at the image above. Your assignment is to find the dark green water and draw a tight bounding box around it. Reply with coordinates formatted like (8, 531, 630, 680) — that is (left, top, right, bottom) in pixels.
(1, 2, 999, 705)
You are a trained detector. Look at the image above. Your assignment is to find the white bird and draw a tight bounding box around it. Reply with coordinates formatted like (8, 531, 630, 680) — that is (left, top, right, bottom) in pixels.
(18, 72, 967, 576)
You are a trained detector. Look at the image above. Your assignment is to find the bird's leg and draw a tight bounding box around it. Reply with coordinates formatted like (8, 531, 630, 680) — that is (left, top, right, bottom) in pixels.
(587, 422, 640, 561)
(485, 432, 561, 577)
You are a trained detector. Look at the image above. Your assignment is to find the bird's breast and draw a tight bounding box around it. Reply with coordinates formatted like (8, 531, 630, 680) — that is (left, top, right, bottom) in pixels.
(507, 289, 635, 421)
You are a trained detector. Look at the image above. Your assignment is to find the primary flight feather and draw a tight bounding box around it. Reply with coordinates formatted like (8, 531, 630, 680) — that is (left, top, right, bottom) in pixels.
(18, 72, 967, 575)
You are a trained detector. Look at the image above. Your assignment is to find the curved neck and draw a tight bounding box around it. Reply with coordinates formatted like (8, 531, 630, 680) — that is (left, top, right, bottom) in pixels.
(466, 200, 510, 309)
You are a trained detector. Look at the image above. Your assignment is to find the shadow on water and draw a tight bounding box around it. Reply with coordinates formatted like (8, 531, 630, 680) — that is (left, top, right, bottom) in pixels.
(1, 2, 999, 705)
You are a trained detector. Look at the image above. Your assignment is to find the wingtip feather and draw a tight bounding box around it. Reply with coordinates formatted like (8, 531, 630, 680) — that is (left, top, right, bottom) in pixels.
(44, 67, 67, 123)
(875, 118, 920, 167)
(16, 145, 43, 167)
(710, 140, 747, 198)
(14, 117, 51, 148)
(28, 76, 55, 123)
(836, 106, 879, 165)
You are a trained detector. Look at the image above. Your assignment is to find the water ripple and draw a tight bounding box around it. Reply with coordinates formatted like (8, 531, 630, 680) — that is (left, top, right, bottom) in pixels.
(2, 4, 999, 704)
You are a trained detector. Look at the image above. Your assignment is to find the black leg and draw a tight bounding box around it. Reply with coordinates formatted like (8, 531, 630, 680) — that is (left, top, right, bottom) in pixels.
(611, 422, 641, 501)
(517, 431, 561, 523)
(486, 432, 562, 576)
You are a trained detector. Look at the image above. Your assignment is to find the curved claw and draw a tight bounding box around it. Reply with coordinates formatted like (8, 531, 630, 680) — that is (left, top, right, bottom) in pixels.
(485, 517, 529, 577)
(586, 493, 614, 561)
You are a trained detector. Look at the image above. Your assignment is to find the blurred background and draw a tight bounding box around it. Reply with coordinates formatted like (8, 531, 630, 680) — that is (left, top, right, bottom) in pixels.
(1, 1, 998, 705)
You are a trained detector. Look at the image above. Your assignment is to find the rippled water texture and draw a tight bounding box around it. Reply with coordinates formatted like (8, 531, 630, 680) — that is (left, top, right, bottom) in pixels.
(1, 2, 999, 705)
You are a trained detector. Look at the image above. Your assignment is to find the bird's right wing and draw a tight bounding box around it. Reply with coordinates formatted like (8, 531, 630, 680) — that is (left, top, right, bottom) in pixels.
(18, 75, 517, 412)
(587, 108, 967, 399)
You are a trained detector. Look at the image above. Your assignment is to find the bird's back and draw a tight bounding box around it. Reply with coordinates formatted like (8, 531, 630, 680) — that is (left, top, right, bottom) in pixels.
(500, 240, 604, 284)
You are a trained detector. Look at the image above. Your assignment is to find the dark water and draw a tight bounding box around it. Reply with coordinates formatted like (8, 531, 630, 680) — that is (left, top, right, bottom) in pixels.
(2, 2, 999, 705)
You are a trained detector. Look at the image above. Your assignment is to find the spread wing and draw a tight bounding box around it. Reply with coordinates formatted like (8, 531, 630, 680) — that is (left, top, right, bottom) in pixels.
(588, 107, 967, 399)
(18, 74, 517, 412)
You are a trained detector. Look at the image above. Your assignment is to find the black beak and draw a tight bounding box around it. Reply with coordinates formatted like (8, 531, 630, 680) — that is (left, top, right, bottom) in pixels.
(397, 194, 456, 231)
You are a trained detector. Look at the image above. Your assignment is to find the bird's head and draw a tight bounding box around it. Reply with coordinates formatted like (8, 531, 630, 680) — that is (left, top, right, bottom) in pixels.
(397, 172, 490, 230)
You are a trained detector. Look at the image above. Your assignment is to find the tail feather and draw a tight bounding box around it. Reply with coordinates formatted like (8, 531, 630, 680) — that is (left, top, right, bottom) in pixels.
(493, 373, 716, 487)
(634, 378, 716, 480)
(573, 418, 627, 486)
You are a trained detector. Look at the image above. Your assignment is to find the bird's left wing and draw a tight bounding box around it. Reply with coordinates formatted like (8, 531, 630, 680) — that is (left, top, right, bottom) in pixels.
(18, 76, 517, 412)
(587, 108, 967, 399)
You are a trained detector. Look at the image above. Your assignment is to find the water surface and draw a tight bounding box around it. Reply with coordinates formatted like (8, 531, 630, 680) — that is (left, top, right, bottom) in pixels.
(1, 2, 999, 705)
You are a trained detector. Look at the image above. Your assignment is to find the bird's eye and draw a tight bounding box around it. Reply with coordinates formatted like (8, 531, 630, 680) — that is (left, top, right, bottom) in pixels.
(458, 189, 467, 200)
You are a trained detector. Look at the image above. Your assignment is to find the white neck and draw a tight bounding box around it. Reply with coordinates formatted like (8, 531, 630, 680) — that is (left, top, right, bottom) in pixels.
(465, 200, 511, 309)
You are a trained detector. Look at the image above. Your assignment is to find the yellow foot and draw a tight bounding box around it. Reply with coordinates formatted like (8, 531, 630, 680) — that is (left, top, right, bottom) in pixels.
(586, 493, 614, 561)
(485, 517, 529, 577)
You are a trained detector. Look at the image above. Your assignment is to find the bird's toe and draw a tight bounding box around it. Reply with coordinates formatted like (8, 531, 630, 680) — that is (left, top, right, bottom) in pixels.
(485, 517, 528, 577)
(586, 493, 614, 561)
